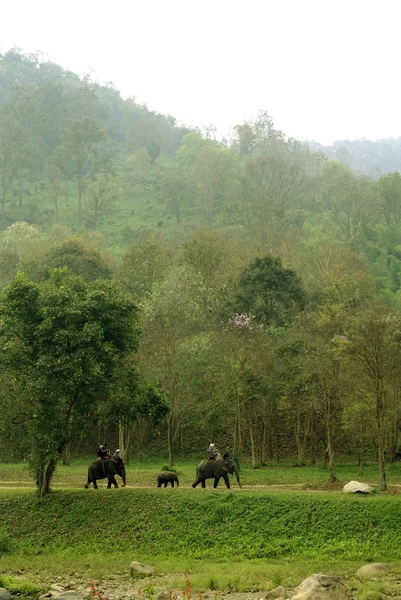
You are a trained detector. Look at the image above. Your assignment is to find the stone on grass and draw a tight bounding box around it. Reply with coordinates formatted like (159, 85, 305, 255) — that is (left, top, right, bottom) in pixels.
(0, 589, 12, 600)
(356, 564, 390, 579)
(342, 481, 374, 494)
(129, 561, 155, 577)
(57, 592, 84, 600)
(292, 574, 347, 600)
(265, 586, 286, 599)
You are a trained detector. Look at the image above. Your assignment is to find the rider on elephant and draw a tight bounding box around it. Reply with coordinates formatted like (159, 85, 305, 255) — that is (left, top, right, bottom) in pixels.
(208, 443, 220, 461)
(113, 448, 123, 465)
(97, 445, 110, 460)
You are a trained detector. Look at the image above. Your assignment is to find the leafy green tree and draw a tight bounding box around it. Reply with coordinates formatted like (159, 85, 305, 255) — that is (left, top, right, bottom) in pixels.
(225, 255, 305, 327)
(84, 158, 118, 230)
(0, 115, 28, 226)
(192, 145, 238, 223)
(346, 308, 401, 490)
(41, 237, 112, 282)
(376, 172, 401, 226)
(53, 117, 106, 228)
(0, 269, 139, 496)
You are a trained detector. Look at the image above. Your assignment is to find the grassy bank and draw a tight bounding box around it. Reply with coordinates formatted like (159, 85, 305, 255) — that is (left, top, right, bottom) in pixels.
(1, 488, 401, 593)
(1, 488, 400, 561)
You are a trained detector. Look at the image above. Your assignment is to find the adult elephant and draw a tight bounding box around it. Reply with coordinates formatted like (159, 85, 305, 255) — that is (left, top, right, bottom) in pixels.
(192, 458, 241, 489)
(84, 459, 126, 489)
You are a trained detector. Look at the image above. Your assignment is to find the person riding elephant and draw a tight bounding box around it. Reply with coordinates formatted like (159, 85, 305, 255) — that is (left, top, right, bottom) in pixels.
(157, 470, 179, 488)
(84, 457, 126, 489)
(192, 457, 241, 489)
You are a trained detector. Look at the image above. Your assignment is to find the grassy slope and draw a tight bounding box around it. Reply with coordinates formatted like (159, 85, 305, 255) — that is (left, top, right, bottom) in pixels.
(1, 488, 400, 563)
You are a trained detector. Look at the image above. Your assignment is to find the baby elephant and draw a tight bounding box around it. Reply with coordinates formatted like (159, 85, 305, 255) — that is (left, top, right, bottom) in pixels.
(157, 470, 179, 488)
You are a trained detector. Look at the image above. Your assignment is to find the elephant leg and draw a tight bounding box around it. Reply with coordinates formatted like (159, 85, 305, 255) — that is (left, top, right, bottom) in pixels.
(157, 481, 162, 487)
(192, 479, 200, 488)
(201, 480, 206, 488)
(93, 480, 99, 489)
(213, 477, 220, 488)
(222, 473, 230, 489)
(108, 476, 119, 489)
(84, 481, 90, 489)
(164, 482, 167, 488)
(171, 481, 175, 487)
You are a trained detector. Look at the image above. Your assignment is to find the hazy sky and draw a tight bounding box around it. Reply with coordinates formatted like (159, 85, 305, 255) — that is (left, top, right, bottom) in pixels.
(1, 0, 400, 144)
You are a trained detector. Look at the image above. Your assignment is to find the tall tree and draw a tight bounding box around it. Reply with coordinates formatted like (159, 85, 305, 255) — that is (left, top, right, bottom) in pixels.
(0, 269, 139, 497)
(53, 117, 106, 228)
(0, 115, 27, 226)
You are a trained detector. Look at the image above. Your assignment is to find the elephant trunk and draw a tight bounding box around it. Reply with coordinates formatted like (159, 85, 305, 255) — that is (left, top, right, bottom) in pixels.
(121, 467, 126, 487)
(233, 465, 242, 488)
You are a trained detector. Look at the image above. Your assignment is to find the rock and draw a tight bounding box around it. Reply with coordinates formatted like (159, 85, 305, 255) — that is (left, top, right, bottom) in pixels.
(343, 481, 374, 494)
(356, 564, 390, 579)
(0, 589, 12, 600)
(129, 561, 155, 577)
(292, 574, 347, 600)
(266, 587, 286, 599)
(57, 593, 84, 600)
(51, 587, 65, 593)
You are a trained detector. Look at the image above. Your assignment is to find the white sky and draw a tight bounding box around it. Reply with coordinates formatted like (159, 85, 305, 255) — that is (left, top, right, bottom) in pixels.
(1, 0, 400, 145)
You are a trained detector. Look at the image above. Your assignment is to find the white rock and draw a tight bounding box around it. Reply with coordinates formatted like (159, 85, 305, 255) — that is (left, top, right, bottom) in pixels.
(292, 574, 347, 600)
(343, 481, 374, 494)
(356, 564, 390, 578)
(129, 561, 155, 577)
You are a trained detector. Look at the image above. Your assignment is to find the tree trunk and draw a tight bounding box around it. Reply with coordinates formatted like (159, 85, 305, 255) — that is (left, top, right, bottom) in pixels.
(358, 425, 365, 476)
(167, 413, 173, 469)
(78, 176, 82, 228)
(62, 443, 71, 466)
(118, 423, 131, 464)
(2, 188, 5, 226)
(250, 421, 257, 468)
(377, 386, 387, 491)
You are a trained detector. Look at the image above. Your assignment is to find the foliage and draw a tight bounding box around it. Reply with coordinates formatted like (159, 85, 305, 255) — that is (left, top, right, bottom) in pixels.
(0, 270, 139, 495)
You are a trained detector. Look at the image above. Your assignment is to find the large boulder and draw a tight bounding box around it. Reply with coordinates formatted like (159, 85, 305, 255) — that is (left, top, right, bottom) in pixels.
(343, 481, 374, 494)
(292, 574, 347, 600)
(0, 589, 12, 600)
(129, 561, 155, 577)
(356, 564, 390, 579)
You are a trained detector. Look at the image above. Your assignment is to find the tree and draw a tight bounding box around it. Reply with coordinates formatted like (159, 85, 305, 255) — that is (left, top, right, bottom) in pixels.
(42, 237, 112, 281)
(0, 269, 139, 496)
(346, 308, 401, 491)
(85, 158, 118, 230)
(376, 172, 401, 226)
(0, 115, 27, 226)
(192, 145, 237, 222)
(225, 255, 305, 327)
(53, 117, 106, 228)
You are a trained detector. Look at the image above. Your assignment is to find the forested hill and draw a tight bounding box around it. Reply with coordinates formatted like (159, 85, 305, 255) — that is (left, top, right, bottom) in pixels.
(4, 49, 401, 489)
(308, 137, 401, 178)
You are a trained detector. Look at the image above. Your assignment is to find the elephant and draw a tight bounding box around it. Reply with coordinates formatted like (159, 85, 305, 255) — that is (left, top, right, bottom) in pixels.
(192, 457, 241, 489)
(157, 470, 179, 487)
(84, 458, 126, 489)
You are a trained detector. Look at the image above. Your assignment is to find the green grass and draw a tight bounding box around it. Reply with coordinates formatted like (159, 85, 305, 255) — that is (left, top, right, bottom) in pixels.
(1, 459, 401, 593)
(0, 488, 400, 562)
